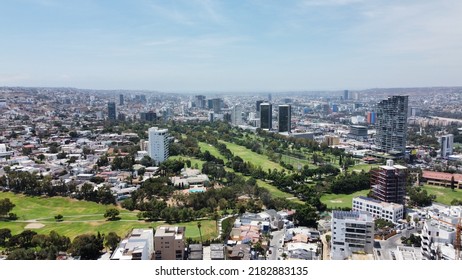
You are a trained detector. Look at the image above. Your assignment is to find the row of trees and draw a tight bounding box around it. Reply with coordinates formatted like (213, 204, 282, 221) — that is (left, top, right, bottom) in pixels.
(0, 171, 116, 205)
(0, 229, 121, 260)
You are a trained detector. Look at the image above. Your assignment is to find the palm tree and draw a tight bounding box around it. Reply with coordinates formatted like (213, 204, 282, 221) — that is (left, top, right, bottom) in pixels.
(197, 221, 203, 244)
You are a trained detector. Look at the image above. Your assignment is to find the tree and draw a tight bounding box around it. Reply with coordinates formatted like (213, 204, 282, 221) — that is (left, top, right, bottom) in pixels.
(325, 234, 331, 247)
(451, 176, 456, 191)
(69, 234, 104, 260)
(294, 203, 319, 228)
(104, 208, 120, 221)
(0, 228, 12, 246)
(7, 248, 36, 260)
(105, 232, 121, 252)
(54, 214, 64, 222)
(197, 221, 203, 244)
(0, 198, 15, 217)
(375, 218, 394, 230)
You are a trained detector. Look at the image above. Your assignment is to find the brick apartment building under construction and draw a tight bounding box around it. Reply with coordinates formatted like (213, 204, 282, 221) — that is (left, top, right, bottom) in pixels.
(370, 160, 407, 206)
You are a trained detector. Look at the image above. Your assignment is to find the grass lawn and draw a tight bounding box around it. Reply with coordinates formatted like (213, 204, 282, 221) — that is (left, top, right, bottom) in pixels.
(219, 140, 285, 171)
(351, 164, 380, 172)
(279, 154, 312, 169)
(0, 192, 217, 241)
(169, 155, 205, 169)
(320, 189, 370, 209)
(198, 142, 227, 162)
(421, 184, 462, 205)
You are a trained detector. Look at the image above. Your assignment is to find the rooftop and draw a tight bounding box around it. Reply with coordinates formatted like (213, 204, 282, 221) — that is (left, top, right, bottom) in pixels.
(332, 210, 374, 222)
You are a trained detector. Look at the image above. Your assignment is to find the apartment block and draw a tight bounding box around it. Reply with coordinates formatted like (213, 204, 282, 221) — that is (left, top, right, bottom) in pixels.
(331, 211, 374, 260)
(352, 196, 404, 223)
(154, 226, 186, 260)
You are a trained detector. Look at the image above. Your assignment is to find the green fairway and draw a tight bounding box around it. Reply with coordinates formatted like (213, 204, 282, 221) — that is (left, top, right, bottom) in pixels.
(320, 189, 370, 209)
(351, 164, 380, 172)
(0, 192, 217, 241)
(219, 140, 285, 171)
(421, 184, 462, 205)
(169, 155, 205, 169)
(198, 142, 227, 162)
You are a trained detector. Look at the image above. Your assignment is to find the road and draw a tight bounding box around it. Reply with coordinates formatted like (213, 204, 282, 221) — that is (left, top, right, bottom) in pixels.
(268, 229, 285, 260)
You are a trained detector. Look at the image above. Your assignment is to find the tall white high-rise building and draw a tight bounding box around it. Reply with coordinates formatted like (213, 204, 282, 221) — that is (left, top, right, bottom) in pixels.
(439, 134, 454, 158)
(148, 127, 169, 164)
(331, 211, 374, 260)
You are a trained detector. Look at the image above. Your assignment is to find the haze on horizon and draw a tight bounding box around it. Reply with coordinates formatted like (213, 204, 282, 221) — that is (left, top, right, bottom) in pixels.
(1, 0, 461, 92)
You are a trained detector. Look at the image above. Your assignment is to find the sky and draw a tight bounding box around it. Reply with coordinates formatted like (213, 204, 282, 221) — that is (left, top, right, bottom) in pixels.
(1, 0, 461, 92)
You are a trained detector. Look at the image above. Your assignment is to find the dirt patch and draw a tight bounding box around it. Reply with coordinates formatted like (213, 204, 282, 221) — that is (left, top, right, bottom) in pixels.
(25, 223, 45, 229)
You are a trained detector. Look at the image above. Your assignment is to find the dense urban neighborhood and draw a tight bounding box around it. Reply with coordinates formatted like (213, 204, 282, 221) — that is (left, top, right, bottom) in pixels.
(1, 87, 462, 260)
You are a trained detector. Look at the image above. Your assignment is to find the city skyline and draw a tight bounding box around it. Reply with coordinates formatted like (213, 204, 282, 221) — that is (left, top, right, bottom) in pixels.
(1, 0, 462, 92)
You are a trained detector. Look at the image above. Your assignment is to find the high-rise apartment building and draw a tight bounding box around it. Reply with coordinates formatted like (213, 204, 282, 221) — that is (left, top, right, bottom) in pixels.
(154, 226, 186, 260)
(259, 103, 272, 130)
(439, 134, 454, 158)
(331, 211, 374, 260)
(194, 95, 206, 109)
(278, 105, 291, 133)
(107, 102, 117, 121)
(343, 90, 349, 100)
(212, 98, 222, 114)
(148, 127, 169, 164)
(370, 160, 407, 205)
(375, 96, 408, 155)
(231, 105, 243, 126)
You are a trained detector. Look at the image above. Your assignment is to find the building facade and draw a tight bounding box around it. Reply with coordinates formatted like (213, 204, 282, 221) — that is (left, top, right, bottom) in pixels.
(110, 228, 154, 260)
(374, 95, 408, 155)
(278, 104, 291, 133)
(331, 211, 374, 260)
(231, 105, 243, 126)
(440, 134, 454, 158)
(370, 160, 407, 205)
(352, 196, 404, 223)
(349, 125, 368, 140)
(420, 205, 462, 260)
(148, 127, 169, 164)
(260, 103, 272, 130)
(154, 226, 186, 260)
(107, 102, 117, 121)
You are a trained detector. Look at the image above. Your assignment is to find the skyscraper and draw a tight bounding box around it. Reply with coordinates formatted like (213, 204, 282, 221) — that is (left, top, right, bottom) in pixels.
(343, 90, 349, 100)
(148, 127, 169, 164)
(375, 95, 408, 155)
(107, 102, 117, 121)
(259, 103, 272, 130)
(440, 134, 454, 158)
(278, 105, 291, 133)
(231, 105, 243, 126)
(370, 160, 407, 206)
(119, 94, 124, 106)
(194, 95, 206, 108)
(212, 98, 222, 114)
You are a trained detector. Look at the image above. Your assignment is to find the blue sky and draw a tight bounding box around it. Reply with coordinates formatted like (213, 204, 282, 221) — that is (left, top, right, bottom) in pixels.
(1, 0, 461, 91)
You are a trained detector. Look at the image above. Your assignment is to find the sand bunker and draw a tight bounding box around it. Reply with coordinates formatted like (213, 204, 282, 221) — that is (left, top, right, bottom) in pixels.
(329, 200, 343, 203)
(25, 223, 45, 229)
